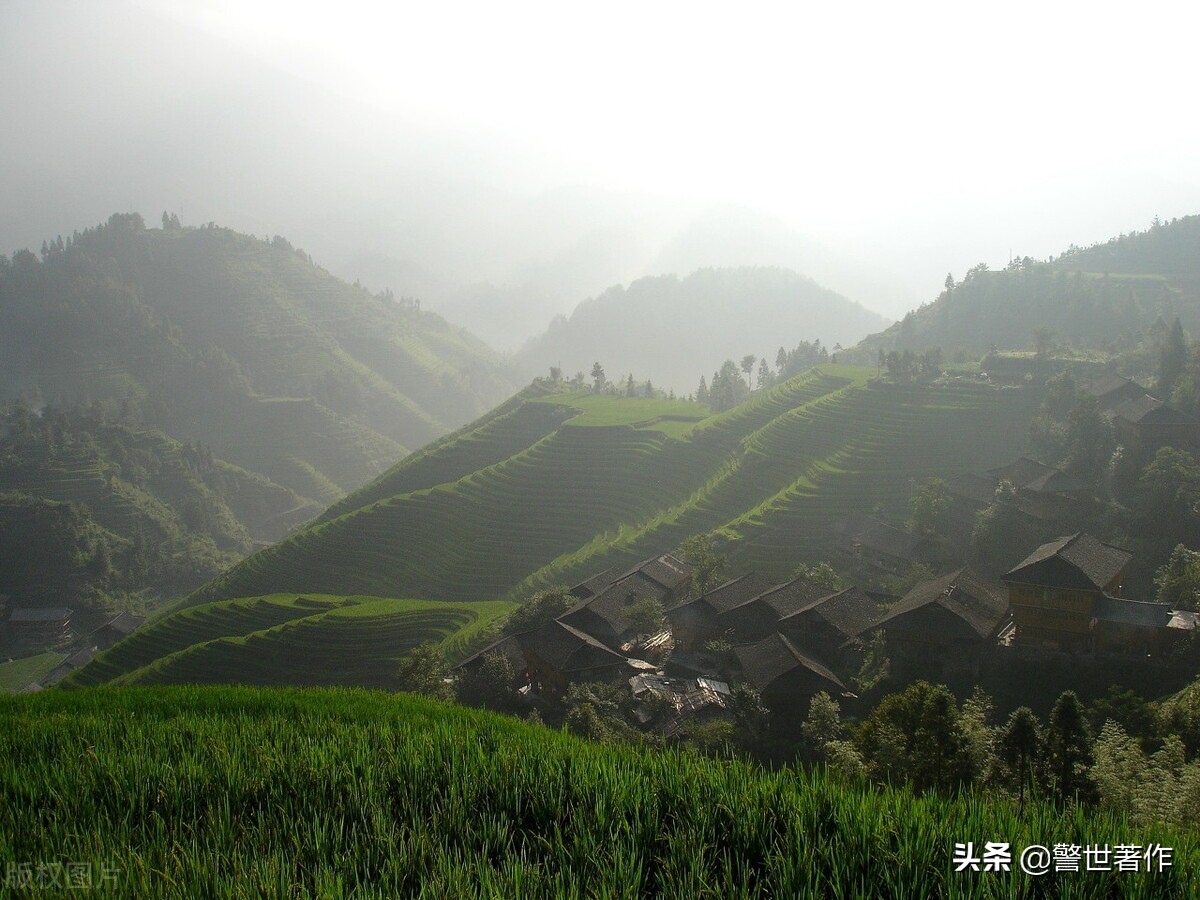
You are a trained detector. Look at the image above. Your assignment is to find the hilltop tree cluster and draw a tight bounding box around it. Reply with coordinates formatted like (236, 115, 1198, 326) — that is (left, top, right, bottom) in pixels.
(694, 339, 834, 412)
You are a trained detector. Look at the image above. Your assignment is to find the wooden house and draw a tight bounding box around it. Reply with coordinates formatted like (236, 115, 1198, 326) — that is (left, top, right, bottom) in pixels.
(1107, 395, 1200, 454)
(665, 572, 777, 651)
(731, 632, 848, 724)
(458, 619, 634, 696)
(1083, 374, 1151, 413)
(716, 577, 832, 643)
(833, 514, 941, 574)
(777, 586, 892, 675)
(7, 607, 72, 643)
(90, 611, 144, 650)
(1002, 533, 1132, 652)
(875, 568, 1009, 679)
(559, 553, 693, 651)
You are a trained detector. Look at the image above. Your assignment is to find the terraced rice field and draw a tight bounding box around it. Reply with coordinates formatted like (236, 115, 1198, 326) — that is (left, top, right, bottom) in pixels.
(189, 367, 1042, 608)
(66, 595, 513, 689)
(318, 391, 574, 522)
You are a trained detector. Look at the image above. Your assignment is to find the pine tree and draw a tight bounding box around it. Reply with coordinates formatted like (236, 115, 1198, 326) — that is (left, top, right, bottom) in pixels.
(1046, 691, 1096, 803)
(999, 706, 1043, 803)
(1160, 318, 1188, 396)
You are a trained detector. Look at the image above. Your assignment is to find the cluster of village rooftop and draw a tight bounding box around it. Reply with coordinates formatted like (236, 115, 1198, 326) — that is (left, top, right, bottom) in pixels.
(1, 608, 142, 691)
(461, 532, 1197, 733)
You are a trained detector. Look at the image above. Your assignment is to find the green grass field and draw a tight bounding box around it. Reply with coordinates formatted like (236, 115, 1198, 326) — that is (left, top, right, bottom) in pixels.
(66, 594, 513, 689)
(0, 686, 1192, 897)
(188, 366, 1041, 609)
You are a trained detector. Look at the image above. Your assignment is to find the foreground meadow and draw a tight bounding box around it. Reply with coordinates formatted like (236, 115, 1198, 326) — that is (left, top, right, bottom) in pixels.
(0, 687, 1195, 898)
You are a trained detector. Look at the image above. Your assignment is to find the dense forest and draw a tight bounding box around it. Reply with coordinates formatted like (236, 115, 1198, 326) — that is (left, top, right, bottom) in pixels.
(852, 216, 1200, 360)
(0, 214, 514, 502)
(0, 402, 307, 612)
(0, 213, 516, 612)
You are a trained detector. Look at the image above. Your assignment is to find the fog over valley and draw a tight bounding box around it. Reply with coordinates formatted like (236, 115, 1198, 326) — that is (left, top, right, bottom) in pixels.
(6, 1, 1199, 358)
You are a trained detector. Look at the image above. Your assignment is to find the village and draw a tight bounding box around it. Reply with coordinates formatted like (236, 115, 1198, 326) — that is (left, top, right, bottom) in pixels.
(457, 374, 1200, 736)
(459, 530, 1198, 739)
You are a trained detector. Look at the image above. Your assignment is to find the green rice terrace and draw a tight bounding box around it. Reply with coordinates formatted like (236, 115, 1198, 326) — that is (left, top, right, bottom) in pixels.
(190, 365, 1042, 608)
(65, 594, 513, 690)
(0, 686, 1193, 898)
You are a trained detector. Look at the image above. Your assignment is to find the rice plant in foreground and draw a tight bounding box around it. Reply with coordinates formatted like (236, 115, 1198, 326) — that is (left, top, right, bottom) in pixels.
(0, 686, 1194, 898)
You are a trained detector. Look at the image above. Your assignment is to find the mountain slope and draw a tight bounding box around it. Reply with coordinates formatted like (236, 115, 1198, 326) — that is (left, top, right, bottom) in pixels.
(0, 406, 314, 612)
(0, 214, 516, 506)
(853, 215, 1200, 358)
(189, 366, 1039, 608)
(516, 267, 890, 393)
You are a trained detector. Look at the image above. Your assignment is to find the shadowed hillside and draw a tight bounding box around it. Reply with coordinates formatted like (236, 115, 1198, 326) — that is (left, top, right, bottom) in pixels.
(0, 214, 516, 505)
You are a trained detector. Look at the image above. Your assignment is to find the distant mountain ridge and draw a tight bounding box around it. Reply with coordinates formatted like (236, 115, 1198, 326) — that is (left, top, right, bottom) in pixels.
(516, 267, 890, 393)
(850, 215, 1200, 359)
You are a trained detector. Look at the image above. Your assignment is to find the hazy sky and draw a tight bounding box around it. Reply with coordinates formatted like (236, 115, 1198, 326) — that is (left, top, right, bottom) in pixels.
(5, 0, 1200, 335)
(149, 0, 1200, 233)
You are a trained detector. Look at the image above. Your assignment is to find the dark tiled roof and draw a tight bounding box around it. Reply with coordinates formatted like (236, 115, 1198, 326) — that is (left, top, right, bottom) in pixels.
(947, 472, 1000, 504)
(987, 457, 1057, 488)
(879, 567, 1009, 640)
(1109, 395, 1164, 424)
(638, 554, 693, 590)
(456, 633, 528, 673)
(564, 554, 693, 640)
(61, 646, 99, 668)
(1084, 374, 1145, 403)
(834, 512, 871, 537)
(562, 571, 669, 643)
(732, 633, 845, 695)
(837, 515, 930, 560)
(528, 621, 631, 672)
(1110, 395, 1199, 426)
(461, 620, 628, 675)
(749, 578, 835, 620)
(1022, 469, 1088, 495)
(569, 566, 625, 599)
(782, 587, 891, 639)
(9, 607, 72, 623)
(670, 572, 777, 616)
(1093, 596, 1172, 628)
(1004, 533, 1133, 591)
(96, 611, 143, 635)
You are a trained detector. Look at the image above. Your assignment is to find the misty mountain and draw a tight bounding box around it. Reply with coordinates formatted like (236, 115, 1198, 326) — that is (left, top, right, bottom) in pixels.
(0, 6, 914, 353)
(515, 267, 890, 393)
(0, 214, 515, 509)
(646, 205, 913, 320)
(852, 216, 1200, 359)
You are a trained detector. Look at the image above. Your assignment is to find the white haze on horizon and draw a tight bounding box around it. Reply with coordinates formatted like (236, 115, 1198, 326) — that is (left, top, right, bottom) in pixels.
(3, 0, 1200, 347)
